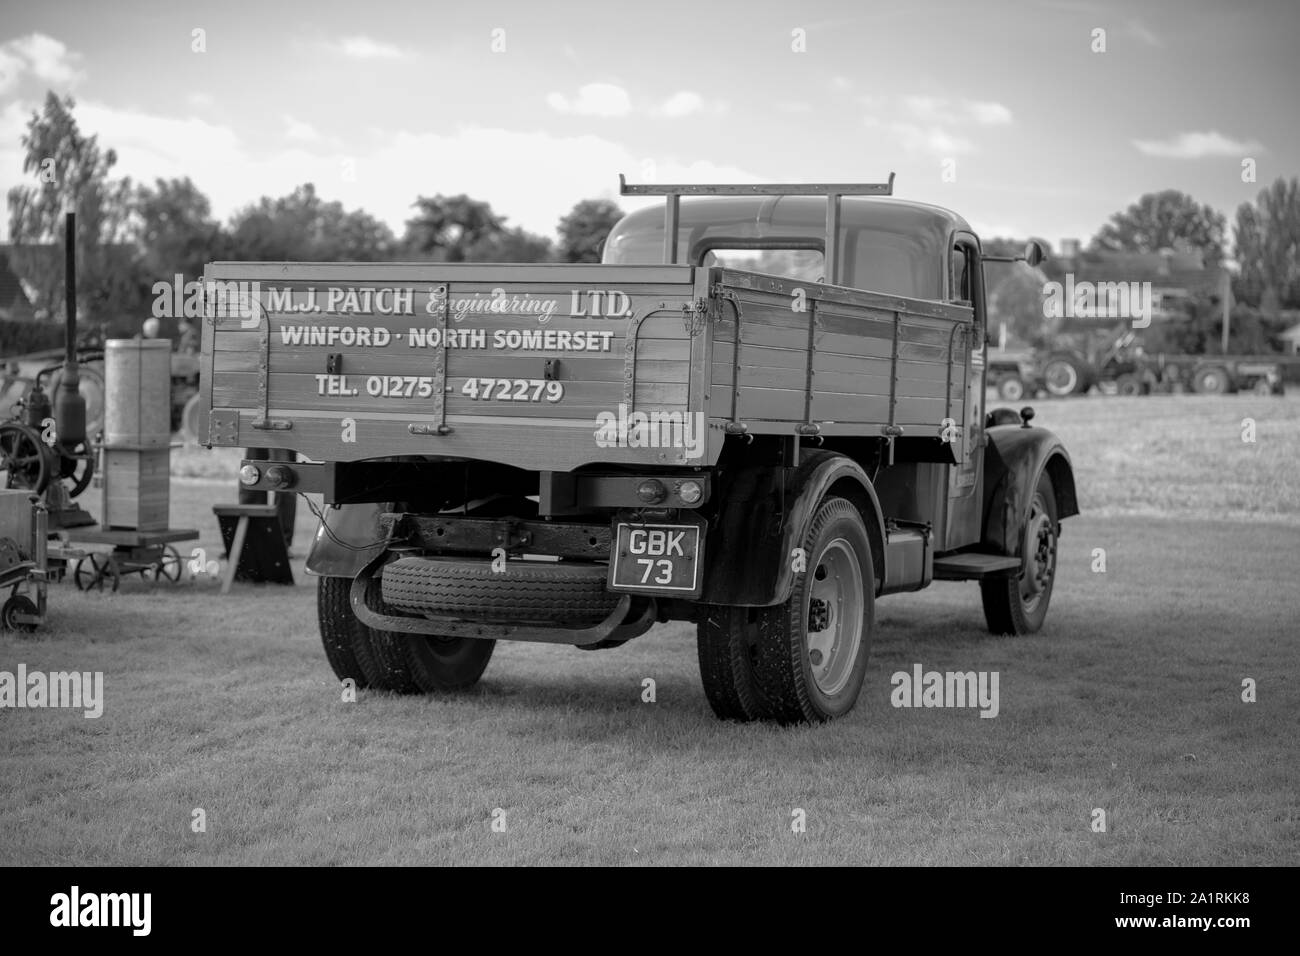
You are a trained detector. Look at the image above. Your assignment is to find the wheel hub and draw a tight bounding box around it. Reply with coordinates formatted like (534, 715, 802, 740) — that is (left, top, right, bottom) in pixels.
(804, 539, 863, 697)
(1021, 499, 1056, 606)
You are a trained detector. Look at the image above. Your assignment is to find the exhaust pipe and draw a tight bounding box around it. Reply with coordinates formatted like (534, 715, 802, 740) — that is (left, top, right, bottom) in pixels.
(54, 209, 86, 449)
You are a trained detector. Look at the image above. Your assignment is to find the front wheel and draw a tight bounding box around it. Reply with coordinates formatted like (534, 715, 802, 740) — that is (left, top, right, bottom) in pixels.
(747, 496, 874, 724)
(981, 472, 1059, 635)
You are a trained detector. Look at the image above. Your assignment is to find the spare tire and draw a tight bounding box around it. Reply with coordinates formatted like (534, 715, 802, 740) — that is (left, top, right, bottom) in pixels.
(381, 556, 618, 625)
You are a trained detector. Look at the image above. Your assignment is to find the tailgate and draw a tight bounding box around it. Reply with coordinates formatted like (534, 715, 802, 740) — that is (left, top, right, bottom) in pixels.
(200, 263, 711, 469)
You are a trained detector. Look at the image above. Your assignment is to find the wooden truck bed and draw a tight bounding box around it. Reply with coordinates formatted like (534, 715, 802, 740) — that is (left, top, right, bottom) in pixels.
(200, 262, 972, 470)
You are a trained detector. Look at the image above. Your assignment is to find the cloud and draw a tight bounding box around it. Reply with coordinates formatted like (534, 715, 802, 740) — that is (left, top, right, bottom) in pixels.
(900, 95, 1012, 126)
(1126, 20, 1164, 48)
(546, 83, 631, 118)
(1133, 130, 1264, 158)
(0, 33, 85, 94)
(284, 115, 322, 143)
(0, 93, 765, 242)
(865, 117, 974, 156)
(655, 91, 705, 118)
(188, 92, 216, 110)
(967, 101, 1013, 125)
(333, 36, 403, 59)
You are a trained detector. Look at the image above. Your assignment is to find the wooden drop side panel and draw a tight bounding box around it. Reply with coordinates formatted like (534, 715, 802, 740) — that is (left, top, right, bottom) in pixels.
(200, 264, 710, 471)
(708, 270, 972, 439)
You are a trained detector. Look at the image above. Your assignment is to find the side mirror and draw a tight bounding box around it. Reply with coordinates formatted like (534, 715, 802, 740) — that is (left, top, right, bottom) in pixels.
(1023, 239, 1048, 268)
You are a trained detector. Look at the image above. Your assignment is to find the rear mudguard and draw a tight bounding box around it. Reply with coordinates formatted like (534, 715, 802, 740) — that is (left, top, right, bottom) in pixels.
(305, 502, 390, 577)
(700, 451, 886, 607)
(981, 425, 1079, 557)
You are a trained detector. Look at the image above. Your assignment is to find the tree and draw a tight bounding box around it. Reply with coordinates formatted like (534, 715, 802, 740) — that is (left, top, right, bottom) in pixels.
(133, 176, 225, 281)
(227, 183, 396, 261)
(6, 92, 138, 321)
(466, 227, 553, 263)
(1090, 190, 1226, 265)
(557, 199, 622, 262)
(987, 264, 1054, 346)
(1232, 177, 1300, 314)
(402, 195, 505, 261)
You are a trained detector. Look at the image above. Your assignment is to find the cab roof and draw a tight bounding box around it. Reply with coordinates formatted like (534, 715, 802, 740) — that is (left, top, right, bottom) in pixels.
(603, 196, 975, 300)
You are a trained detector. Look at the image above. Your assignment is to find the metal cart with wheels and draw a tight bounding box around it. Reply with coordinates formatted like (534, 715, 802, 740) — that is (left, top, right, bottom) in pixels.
(0, 497, 51, 632)
(61, 527, 198, 592)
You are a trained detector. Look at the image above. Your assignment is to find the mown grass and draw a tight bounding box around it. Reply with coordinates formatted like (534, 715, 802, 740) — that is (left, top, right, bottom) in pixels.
(1, 395, 1297, 865)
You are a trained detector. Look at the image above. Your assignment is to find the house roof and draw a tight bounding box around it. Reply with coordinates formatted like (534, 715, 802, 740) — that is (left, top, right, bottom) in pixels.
(1057, 249, 1227, 295)
(0, 247, 36, 313)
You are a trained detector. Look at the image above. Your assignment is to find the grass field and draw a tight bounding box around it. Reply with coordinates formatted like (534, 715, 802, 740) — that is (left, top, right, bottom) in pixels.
(1, 394, 1297, 865)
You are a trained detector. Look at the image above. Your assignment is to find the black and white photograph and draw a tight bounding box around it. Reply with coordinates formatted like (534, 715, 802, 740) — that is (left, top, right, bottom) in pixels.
(0, 0, 1295, 913)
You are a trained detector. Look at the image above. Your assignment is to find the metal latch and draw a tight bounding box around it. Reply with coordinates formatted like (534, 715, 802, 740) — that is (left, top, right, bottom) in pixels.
(326, 353, 342, 374)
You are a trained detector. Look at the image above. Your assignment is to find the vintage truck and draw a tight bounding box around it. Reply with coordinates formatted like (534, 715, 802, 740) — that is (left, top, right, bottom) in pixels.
(198, 175, 1078, 723)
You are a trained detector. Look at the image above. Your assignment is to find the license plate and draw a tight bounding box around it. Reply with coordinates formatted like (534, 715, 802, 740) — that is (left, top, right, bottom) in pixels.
(610, 522, 702, 595)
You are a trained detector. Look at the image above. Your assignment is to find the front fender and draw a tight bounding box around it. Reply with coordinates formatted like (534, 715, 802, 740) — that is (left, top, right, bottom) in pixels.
(982, 425, 1079, 556)
(700, 451, 886, 606)
(305, 502, 391, 577)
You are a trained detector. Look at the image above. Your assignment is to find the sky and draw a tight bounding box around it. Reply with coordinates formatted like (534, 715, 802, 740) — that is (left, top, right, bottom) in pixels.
(1, 0, 1297, 252)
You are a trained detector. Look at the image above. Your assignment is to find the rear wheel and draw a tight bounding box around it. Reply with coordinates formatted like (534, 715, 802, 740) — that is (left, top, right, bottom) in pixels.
(747, 496, 874, 724)
(997, 376, 1025, 401)
(696, 606, 769, 721)
(1, 594, 38, 632)
(981, 472, 1058, 635)
(317, 575, 379, 689)
(1043, 356, 1084, 397)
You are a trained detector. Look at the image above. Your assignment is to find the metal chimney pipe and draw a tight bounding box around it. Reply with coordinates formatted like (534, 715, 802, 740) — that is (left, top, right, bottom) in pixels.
(55, 209, 87, 448)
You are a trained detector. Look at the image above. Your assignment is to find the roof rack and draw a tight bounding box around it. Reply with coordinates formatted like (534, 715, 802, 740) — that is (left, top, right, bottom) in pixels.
(618, 173, 896, 284)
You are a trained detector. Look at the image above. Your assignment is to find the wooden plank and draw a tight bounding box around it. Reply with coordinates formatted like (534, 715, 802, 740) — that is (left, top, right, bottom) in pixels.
(207, 411, 716, 470)
(214, 350, 691, 384)
(709, 387, 805, 422)
(210, 375, 688, 416)
(207, 262, 696, 285)
(710, 342, 808, 370)
(812, 391, 957, 425)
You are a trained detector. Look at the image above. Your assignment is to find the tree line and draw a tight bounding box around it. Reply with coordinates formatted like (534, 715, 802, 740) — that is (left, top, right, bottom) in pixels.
(984, 183, 1300, 354)
(7, 91, 1299, 356)
(4, 93, 623, 331)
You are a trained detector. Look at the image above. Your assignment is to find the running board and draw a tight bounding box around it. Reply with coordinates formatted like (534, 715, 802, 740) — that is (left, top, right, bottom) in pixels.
(932, 553, 1021, 581)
